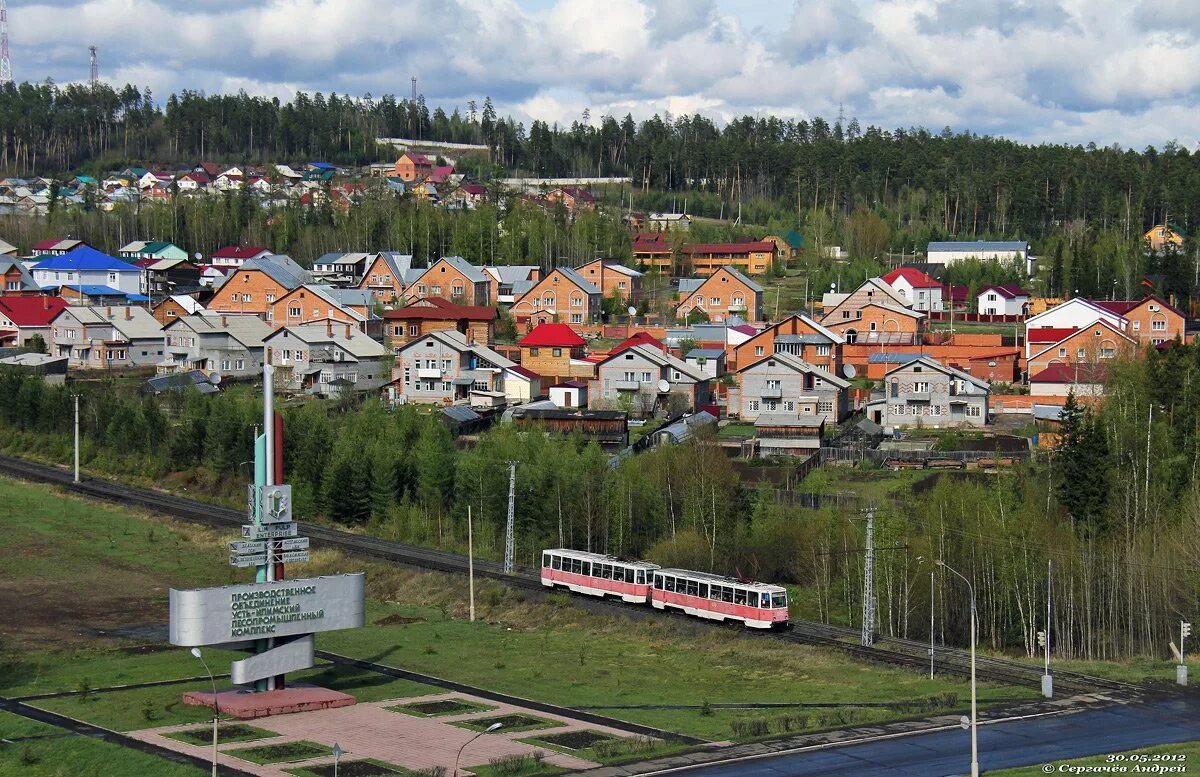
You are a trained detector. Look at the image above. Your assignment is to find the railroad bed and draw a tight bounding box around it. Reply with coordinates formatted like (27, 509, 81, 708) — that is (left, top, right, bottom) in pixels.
(0, 454, 1143, 698)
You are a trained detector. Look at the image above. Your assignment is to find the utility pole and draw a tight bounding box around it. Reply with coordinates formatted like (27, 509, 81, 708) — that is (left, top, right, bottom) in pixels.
(861, 505, 875, 647)
(468, 506, 476, 622)
(88, 45, 97, 86)
(73, 393, 80, 482)
(929, 570, 935, 679)
(0, 0, 12, 85)
(503, 461, 517, 574)
(1041, 559, 1053, 697)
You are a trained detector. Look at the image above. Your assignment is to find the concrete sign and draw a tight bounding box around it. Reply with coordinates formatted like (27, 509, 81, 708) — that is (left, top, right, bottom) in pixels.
(241, 522, 298, 540)
(231, 634, 314, 685)
(169, 573, 365, 646)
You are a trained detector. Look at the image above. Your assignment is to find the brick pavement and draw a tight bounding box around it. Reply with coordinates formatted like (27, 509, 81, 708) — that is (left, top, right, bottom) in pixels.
(133, 691, 641, 775)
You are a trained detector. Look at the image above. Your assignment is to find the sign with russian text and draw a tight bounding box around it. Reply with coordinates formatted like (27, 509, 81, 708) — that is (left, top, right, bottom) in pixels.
(229, 553, 268, 568)
(169, 573, 365, 646)
(230, 541, 267, 555)
(278, 550, 310, 564)
(279, 537, 310, 552)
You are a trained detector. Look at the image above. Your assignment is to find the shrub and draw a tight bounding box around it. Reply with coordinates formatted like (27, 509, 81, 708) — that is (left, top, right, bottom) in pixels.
(488, 753, 532, 775)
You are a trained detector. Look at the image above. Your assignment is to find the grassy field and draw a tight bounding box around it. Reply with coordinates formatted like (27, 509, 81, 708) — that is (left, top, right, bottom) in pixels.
(796, 465, 931, 502)
(990, 739, 1200, 775)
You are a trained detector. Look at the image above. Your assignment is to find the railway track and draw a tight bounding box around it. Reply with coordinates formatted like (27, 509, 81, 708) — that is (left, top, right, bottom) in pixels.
(0, 454, 1143, 697)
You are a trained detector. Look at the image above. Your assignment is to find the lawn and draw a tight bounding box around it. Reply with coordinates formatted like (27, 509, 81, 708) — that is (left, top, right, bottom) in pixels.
(0, 710, 207, 777)
(989, 740, 1200, 775)
(225, 739, 329, 764)
(796, 465, 930, 502)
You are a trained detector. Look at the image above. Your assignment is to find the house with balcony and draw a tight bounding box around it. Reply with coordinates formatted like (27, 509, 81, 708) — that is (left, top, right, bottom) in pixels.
(312, 252, 373, 285)
(879, 357, 989, 429)
(731, 314, 844, 373)
(49, 305, 164, 368)
(592, 343, 711, 416)
(404, 256, 491, 306)
(509, 267, 602, 329)
(393, 328, 517, 408)
(31, 246, 142, 296)
(159, 314, 273, 378)
(383, 297, 497, 349)
(264, 321, 390, 396)
(517, 323, 592, 384)
(675, 265, 764, 323)
(729, 351, 849, 423)
(356, 252, 419, 306)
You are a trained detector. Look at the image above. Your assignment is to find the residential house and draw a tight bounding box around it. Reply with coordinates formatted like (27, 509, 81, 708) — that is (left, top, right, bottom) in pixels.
(549, 380, 588, 409)
(647, 213, 692, 231)
(1144, 225, 1184, 254)
(0, 296, 68, 347)
(268, 284, 375, 330)
(446, 182, 488, 209)
(575, 259, 642, 303)
(30, 238, 86, 257)
(208, 255, 310, 317)
(544, 187, 595, 212)
(674, 265, 764, 323)
(357, 252, 418, 306)
(503, 365, 542, 404)
(592, 343, 711, 415)
(881, 267, 944, 312)
(1024, 297, 1124, 361)
(312, 252, 374, 285)
(392, 328, 516, 407)
(1091, 295, 1185, 346)
(509, 267, 602, 327)
(152, 294, 206, 325)
(383, 297, 497, 349)
(1029, 363, 1107, 397)
(50, 305, 164, 368)
(943, 283, 969, 312)
(517, 323, 590, 383)
(731, 314, 843, 373)
(760, 231, 805, 263)
(160, 314, 273, 377)
(610, 331, 668, 356)
(118, 241, 189, 263)
(1026, 320, 1135, 375)
(824, 302, 924, 345)
(679, 241, 778, 276)
(0, 257, 38, 292)
(404, 256, 491, 306)
(977, 285, 1029, 316)
(143, 258, 202, 300)
(31, 246, 142, 295)
(209, 245, 272, 270)
(880, 357, 989, 428)
(631, 233, 673, 271)
(265, 321, 390, 396)
(685, 348, 726, 378)
(927, 241, 1032, 274)
(394, 152, 433, 182)
(729, 351, 849, 422)
(0, 238, 18, 256)
(482, 265, 541, 305)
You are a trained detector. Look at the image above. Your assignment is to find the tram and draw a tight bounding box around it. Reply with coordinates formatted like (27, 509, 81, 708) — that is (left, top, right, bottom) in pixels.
(540, 548, 661, 603)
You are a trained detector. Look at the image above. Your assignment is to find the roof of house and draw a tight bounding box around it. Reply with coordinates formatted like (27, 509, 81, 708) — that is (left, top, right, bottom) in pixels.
(265, 322, 389, 359)
(33, 246, 137, 272)
(631, 239, 672, 254)
(217, 255, 309, 290)
(57, 305, 162, 340)
(211, 245, 270, 260)
(158, 294, 205, 315)
(383, 299, 497, 321)
(169, 313, 273, 347)
(686, 348, 726, 359)
(0, 258, 36, 288)
(519, 323, 586, 347)
(1029, 363, 1109, 384)
(0, 238, 16, 255)
(862, 301, 926, 319)
(602, 343, 707, 381)
(401, 152, 433, 166)
(552, 379, 590, 389)
(979, 284, 1029, 299)
(679, 264, 766, 294)
(32, 238, 84, 252)
(429, 255, 488, 284)
(883, 356, 990, 390)
(53, 284, 142, 299)
(942, 284, 969, 303)
(1026, 327, 1078, 343)
(403, 328, 514, 368)
(484, 265, 539, 284)
(928, 241, 1029, 253)
(0, 295, 68, 326)
(555, 266, 601, 296)
(682, 241, 775, 255)
(611, 331, 666, 355)
(506, 365, 542, 381)
(581, 258, 642, 277)
(882, 266, 942, 289)
(678, 278, 704, 295)
(1089, 294, 1186, 319)
(738, 350, 850, 388)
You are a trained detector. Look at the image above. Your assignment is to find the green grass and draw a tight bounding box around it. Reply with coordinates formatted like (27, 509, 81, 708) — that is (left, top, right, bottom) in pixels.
(0, 710, 207, 777)
(463, 756, 565, 777)
(451, 713, 563, 734)
(796, 466, 929, 501)
(285, 759, 413, 776)
(225, 739, 330, 765)
(386, 698, 496, 717)
(163, 723, 277, 746)
(717, 423, 756, 439)
(989, 740, 1200, 775)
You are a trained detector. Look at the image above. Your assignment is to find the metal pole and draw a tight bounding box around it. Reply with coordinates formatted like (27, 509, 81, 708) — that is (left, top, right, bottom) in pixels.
(192, 648, 219, 777)
(930, 570, 935, 680)
(73, 393, 80, 482)
(939, 561, 978, 777)
(262, 360, 276, 691)
(861, 505, 875, 647)
(468, 505, 476, 622)
(503, 461, 516, 574)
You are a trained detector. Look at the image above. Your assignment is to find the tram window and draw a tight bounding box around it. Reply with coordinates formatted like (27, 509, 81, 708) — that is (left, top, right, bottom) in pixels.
(569, 558, 579, 574)
(760, 593, 771, 608)
(603, 564, 613, 579)
(733, 588, 748, 605)
(639, 570, 647, 585)
(772, 593, 787, 608)
(625, 568, 635, 583)
(686, 579, 701, 597)
(709, 584, 721, 600)
(653, 574, 662, 589)
(542, 553, 550, 568)
(582, 561, 592, 576)
(551, 555, 561, 570)
(664, 576, 676, 592)
(698, 583, 709, 599)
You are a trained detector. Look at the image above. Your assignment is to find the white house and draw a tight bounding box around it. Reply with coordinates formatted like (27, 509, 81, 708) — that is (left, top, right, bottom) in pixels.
(1023, 297, 1125, 360)
(881, 267, 944, 312)
(549, 380, 588, 408)
(977, 285, 1030, 316)
(31, 246, 142, 295)
(927, 241, 1032, 274)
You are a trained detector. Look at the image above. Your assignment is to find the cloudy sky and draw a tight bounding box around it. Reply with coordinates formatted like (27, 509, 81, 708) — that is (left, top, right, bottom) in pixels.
(5, 0, 1197, 148)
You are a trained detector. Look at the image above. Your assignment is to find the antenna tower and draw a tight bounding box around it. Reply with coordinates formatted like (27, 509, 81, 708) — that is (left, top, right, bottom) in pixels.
(88, 45, 97, 86)
(1, 0, 12, 86)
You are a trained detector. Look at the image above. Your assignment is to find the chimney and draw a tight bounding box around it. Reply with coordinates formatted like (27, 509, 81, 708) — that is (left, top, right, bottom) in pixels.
(221, 315, 228, 327)
(106, 306, 112, 319)
(326, 320, 333, 337)
(125, 307, 132, 321)
(42, 295, 48, 310)
(344, 323, 352, 339)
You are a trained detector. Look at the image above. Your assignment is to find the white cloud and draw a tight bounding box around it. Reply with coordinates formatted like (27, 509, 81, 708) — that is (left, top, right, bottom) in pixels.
(3, 0, 1199, 148)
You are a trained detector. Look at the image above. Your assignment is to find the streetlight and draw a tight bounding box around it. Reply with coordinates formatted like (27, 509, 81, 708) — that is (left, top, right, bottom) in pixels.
(332, 742, 344, 777)
(190, 647, 219, 777)
(454, 722, 503, 777)
(937, 560, 979, 777)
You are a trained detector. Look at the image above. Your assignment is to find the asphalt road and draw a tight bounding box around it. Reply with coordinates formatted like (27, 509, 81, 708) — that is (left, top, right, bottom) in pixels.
(675, 696, 1200, 776)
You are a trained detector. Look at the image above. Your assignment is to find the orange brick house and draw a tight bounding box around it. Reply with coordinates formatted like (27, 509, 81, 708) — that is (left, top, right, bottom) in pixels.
(675, 266, 764, 323)
(822, 302, 924, 345)
(1091, 295, 1185, 346)
(681, 241, 778, 276)
(208, 256, 309, 318)
(151, 294, 204, 325)
(394, 152, 433, 182)
(631, 233, 673, 272)
(544, 187, 596, 212)
(510, 267, 602, 328)
(575, 259, 642, 303)
(382, 297, 497, 349)
(1026, 319, 1135, 375)
(268, 285, 374, 329)
(356, 252, 417, 306)
(403, 256, 492, 307)
(731, 314, 843, 373)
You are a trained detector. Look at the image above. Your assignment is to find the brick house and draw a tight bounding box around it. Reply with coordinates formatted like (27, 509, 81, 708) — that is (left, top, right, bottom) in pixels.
(729, 351, 849, 422)
(575, 259, 642, 303)
(383, 297, 497, 349)
(821, 279, 925, 345)
(394, 152, 433, 182)
(151, 294, 205, 325)
(544, 187, 596, 212)
(0, 257, 38, 292)
(878, 357, 989, 428)
(357, 252, 418, 306)
(631, 233, 673, 272)
(680, 241, 778, 276)
(268, 284, 375, 330)
(821, 277, 911, 325)
(730, 314, 843, 373)
(50, 305, 164, 368)
(517, 323, 591, 383)
(1029, 363, 1108, 397)
(592, 343, 711, 415)
(483, 265, 542, 304)
(392, 329, 516, 407)
(675, 265, 764, 323)
(1026, 320, 1134, 375)
(1092, 295, 1185, 346)
(404, 256, 491, 307)
(510, 267, 602, 328)
(208, 256, 310, 318)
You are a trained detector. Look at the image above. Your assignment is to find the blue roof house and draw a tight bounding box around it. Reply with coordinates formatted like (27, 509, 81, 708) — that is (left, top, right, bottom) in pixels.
(32, 246, 143, 295)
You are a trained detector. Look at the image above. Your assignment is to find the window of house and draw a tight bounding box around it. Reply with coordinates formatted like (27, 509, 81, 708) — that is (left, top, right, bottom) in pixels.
(755, 346, 764, 356)
(1100, 348, 1115, 358)
(571, 295, 583, 307)
(870, 321, 877, 331)
(472, 380, 488, 391)
(235, 359, 245, 370)
(641, 371, 652, 382)
(418, 284, 427, 294)
(1077, 348, 1085, 359)
(221, 359, 230, 370)
(914, 381, 929, 393)
(407, 324, 418, 336)
(890, 380, 898, 398)
(967, 405, 981, 417)
(452, 284, 464, 296)
(266, 294, 275, 303)
(623, 370, 636, 381)
(570, 313, 582, 323)
(784, 401, 794, 412)
(818, 400, 833, 414)
(242, 293, 252, 302)
(673, 371, 681, 381)
(289, 305, 301, 317)
(1133, 321, 1141, 331)
(815, 344, 830, 356)
(842, 310, 850, 319)
(1058, 348, 1067, 357)
(764, 400, 778, 411)
(442, 381, 452, 391)
(1152, 319, 1167, 331)
(710, 297, 721, 306)
(552, 347, 562, 357)
(766, 379, 780, 389)
(749, 400, 760, 411)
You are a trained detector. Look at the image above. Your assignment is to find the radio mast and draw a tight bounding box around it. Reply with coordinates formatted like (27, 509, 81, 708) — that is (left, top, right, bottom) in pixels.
(88, 45, 97, 86)
(1, 0, 13, 85)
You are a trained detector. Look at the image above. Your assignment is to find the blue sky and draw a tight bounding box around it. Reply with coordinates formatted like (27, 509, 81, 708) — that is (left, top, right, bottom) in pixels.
(5, 0, 1199, 149)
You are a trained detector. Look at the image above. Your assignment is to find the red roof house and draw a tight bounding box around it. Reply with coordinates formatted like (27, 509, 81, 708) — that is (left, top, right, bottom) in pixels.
(0, 296, 69, 336)
(882, 267, 942, 289)
(518, 323, 586, 348)
(610, 331, 667, 355)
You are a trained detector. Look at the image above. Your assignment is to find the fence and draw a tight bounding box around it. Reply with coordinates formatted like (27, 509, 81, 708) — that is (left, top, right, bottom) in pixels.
(819, 447, 1029, 464)
(927, 312, 1025, 324)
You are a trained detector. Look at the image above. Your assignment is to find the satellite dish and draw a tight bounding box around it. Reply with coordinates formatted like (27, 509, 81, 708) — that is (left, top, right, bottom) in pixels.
(627, 306, 637, 317)
(193, 252, 202, 262)
(209, 371, 222, 385)
(843, 364, 857, 379)
(658, 379, 671, 393)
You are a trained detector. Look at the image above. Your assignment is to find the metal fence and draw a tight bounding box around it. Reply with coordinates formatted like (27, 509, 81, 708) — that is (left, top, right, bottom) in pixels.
(819, 447, 1029, 464)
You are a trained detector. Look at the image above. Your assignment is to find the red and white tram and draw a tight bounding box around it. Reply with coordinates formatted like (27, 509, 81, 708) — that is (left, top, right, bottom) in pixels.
(651, 568, 789, 629)
(540, 548, 660, 603)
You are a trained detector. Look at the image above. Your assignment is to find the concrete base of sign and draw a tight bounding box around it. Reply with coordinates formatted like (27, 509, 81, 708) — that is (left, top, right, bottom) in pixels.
(183, 684, 356, 719)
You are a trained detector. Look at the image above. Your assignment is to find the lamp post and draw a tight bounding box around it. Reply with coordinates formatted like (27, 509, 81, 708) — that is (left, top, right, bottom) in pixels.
(190, 647, 219, 777)
(937, 560, 979, 777)
(454, 722, 503, 777)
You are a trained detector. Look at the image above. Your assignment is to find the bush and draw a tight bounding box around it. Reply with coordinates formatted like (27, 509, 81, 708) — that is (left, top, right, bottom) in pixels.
(730, 717, 770, 738)
(488, 753, 533, 775)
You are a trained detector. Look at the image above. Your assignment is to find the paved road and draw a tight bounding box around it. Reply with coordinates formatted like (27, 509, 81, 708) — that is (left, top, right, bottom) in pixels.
(673, 697, 1200, 776)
